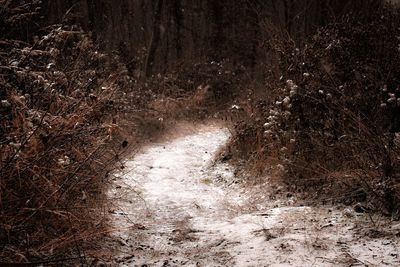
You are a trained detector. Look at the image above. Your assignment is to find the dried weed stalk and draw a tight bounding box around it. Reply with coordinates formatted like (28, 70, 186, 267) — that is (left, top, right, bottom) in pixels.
(0, 2, 138, 263)
(230, 6, 400, 213)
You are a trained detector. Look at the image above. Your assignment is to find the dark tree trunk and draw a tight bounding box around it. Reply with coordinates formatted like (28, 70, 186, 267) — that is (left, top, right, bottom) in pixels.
(172, 0, 183, 59)
(208, 0, 225, 59)
(145, 0, 164, 77)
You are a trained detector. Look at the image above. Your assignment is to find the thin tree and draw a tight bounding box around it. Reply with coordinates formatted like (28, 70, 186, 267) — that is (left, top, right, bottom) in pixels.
(172, 0, 183, 59)
(145, 0, 164, 78)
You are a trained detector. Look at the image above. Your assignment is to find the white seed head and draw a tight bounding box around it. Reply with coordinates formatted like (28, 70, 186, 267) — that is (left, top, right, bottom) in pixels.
(47, 63, 55, 69)
(1, 100, 11, 107)
(282, 97, 291, 108)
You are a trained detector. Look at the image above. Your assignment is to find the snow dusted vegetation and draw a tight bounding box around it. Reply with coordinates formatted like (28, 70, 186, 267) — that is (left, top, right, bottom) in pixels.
(2, 1, 400, 265)
(108, 123, 400, 266)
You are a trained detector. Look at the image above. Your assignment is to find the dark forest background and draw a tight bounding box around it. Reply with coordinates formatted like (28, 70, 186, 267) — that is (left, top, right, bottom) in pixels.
(5, 0, 386, 76)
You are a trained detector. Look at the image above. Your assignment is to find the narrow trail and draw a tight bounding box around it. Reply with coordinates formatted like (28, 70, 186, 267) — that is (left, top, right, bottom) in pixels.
(108, 123, 400, 267)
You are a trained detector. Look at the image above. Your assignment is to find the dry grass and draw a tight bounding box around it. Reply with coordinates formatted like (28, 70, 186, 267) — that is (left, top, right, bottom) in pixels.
(228, 6, 400, 214)
(0, 3, 238, 263)
(0, 4, 144, 262)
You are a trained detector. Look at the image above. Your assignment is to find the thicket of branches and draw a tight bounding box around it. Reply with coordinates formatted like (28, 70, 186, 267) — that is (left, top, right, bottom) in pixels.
(0, 1, 138, 263)
(230, 6, 400, 213)
(0, 1, 233, 263)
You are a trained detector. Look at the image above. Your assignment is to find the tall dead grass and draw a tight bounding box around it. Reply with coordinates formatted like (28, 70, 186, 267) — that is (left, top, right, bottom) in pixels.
(229, 6, 400, 214)
(0, 3, 138, 263)
(143, 59, 247, 121)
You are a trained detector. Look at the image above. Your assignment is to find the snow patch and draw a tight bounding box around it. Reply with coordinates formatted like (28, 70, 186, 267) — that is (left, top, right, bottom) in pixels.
(109, 123, 400, 267)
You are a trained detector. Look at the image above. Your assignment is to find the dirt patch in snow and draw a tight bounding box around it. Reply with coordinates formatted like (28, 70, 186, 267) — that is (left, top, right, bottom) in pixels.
(103, 122, 400, 266)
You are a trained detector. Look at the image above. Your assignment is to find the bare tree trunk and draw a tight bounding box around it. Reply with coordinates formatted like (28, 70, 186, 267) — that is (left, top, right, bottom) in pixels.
(172, 0, 183, 59)
(283, 0, 290, 33)
(208, 0, 224, 59)
(145, 0, 164, 78)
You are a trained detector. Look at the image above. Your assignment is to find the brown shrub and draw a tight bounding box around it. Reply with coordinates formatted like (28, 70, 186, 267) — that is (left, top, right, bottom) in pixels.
(0, 6, 135, 263)
(230, 6, 400, 213)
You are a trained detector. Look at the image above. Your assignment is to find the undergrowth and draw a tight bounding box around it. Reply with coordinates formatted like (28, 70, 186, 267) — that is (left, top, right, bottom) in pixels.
(0, 2, 241, 263)
(229, 6, 400, 214)
(145, 59, 247, 120)
(0, 2, 142, 263)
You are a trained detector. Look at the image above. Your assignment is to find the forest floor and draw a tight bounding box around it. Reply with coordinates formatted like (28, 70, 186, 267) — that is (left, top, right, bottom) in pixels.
(103, 122, 400, 267)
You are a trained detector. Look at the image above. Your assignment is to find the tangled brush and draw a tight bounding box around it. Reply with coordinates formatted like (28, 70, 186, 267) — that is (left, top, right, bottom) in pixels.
(0, 2, 134, 263)
(231, 6, 400, 213)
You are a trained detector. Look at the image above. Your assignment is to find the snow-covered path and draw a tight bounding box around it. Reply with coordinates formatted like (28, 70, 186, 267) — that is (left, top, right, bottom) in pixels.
(108, 123, 400, 266)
